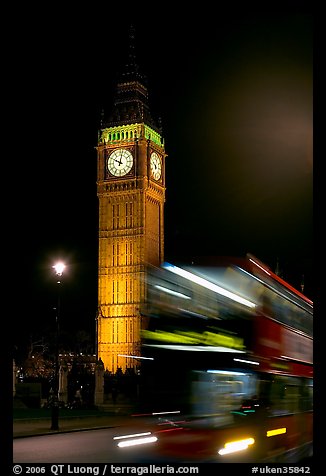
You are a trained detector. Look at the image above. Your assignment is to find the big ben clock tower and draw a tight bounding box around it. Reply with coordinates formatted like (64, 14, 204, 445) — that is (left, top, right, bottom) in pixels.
(96, 27, 166, 372)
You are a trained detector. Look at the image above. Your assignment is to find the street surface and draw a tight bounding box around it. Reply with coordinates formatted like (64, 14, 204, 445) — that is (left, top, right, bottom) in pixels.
(13, 415, 313, 464)
(14, 428, 149, 463)
(13, 426, 208, 463)
(13, 415, 238, 463)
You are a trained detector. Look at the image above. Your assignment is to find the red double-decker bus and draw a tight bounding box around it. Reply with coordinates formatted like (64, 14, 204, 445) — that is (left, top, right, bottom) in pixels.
(135, 254, 313, 462)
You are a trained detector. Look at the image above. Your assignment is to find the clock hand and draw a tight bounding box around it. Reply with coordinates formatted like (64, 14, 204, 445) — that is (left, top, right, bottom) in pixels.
(120, 151, 124, 164)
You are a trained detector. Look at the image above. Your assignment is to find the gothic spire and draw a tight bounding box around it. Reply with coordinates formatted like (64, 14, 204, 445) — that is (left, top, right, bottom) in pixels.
(102, 24, 160, 133)
(119, 24, 145, 83)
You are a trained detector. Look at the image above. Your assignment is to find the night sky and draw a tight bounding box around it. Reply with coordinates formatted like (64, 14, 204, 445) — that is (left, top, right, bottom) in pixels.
(16, 5, 313, 358)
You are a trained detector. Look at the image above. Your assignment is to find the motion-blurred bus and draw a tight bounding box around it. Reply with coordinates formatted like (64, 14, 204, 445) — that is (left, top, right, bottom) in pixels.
(136, 254, 313, 462)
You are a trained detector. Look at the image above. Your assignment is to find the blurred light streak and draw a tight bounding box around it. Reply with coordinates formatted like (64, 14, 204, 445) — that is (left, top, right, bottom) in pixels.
(154, 284, 191, 299)
(249, 257, 271, 275)
(158, 420, 186, 426)
(113, 432, 152, 440)
(248, 254, 313, 307)
(218, 437, 255, 455)
(162, 262, 256, 308)
(266, 427, 286, 437)
(156, 427, 184, 434)
(207, 369, 247, 376)
(237, 265, 313, 314)
(144, 344, 245, 353)
(233, 358, 260, 365)
(117, 436, 158, 448)
(118, 354, 154, 360)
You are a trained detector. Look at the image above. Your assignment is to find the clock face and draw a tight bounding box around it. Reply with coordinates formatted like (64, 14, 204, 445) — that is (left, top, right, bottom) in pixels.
(107, 149, 133, 177)
(150, 152, 162, 181)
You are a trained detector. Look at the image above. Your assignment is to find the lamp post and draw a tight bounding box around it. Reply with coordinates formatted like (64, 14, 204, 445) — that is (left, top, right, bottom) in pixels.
(50, 261, 65, 431)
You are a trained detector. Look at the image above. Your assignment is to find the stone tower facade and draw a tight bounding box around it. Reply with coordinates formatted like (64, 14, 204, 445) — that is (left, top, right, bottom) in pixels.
(96, 28, 166, 372)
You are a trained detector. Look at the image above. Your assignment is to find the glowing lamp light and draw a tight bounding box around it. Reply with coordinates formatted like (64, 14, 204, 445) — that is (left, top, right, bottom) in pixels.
(53, 262, 66, 276)
(218, 437, 255, 455)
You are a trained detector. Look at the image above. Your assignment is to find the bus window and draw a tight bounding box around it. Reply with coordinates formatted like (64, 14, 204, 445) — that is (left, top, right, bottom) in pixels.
(269, 376, 301, 415)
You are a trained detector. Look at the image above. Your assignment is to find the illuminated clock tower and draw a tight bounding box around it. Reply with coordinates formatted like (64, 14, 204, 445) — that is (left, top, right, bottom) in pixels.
(96, 28, 166, 372)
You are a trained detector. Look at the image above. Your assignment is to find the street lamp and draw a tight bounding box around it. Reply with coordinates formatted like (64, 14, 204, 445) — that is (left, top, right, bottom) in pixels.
(50, 261, 65, 430)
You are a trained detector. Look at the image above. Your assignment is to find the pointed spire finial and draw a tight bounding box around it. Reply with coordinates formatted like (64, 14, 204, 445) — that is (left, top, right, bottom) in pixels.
(120, 23, 144, 82)
(102, 24, 160, 133)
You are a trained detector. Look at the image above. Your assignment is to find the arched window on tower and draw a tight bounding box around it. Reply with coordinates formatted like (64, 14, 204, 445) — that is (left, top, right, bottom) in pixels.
(113, 204, 120, 230)
(125, 202, 133, 228)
